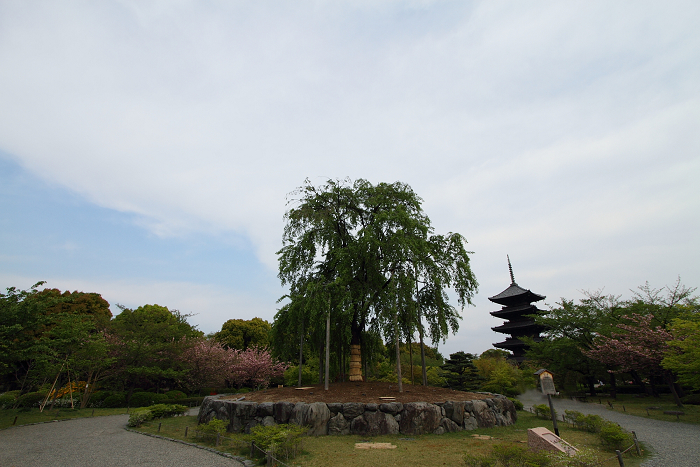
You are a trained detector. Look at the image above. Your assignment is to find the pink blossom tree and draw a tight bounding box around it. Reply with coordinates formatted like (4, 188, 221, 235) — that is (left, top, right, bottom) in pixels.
(583, 313, 683, 407)
(180, 338, 238, 390)
(229, 347, 288, 390)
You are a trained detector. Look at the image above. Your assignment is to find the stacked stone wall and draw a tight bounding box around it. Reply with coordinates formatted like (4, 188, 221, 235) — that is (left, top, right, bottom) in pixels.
(198, 395, 517, 436)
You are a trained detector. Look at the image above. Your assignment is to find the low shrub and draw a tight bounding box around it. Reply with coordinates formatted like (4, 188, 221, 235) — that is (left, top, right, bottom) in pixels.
(247, 424, 307, 461)
(127, 403, 188, 427)
(681, 393, 700, 405)
(533, 404, 556, 420)
(127, 409, 153, 427)
(563, 411, 604, 433)
(15, 391, 47, 408)
(463, 453, 496, 467)
(198, 418, 228, 437)
(102, 393, 127, 408)
(129, 391, 167, 407)
(162, 397, 204, 406)
(0, 391, 19, 409)
(86, 391, 111, 407)
(598, 423, 632, 450)
(236, 388, 249, 394)
(508, 398, 524, 411)
(164, 390, 187, 400)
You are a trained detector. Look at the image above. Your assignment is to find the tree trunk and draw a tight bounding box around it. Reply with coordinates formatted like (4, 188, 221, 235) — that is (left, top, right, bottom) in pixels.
(586, 376, 597, 396)
(665, 371, 684, 408)
(418, 317, 427, 386)
(394, 314, 402, 392)
(630, 370, 651, 396)
(408, 334, 414, 385)
(298, 320, 304, 387)
(609, 372, 617, 399)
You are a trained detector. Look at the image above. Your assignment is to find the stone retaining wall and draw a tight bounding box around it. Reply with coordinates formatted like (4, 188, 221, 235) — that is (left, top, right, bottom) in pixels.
(198, 395, 517, 436)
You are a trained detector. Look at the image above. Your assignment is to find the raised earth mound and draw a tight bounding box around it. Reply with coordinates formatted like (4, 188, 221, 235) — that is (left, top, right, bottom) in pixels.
(198, 382, 517, 436)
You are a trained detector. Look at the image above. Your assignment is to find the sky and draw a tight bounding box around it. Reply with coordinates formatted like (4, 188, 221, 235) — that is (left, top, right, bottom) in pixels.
(1, 0, 699, 357)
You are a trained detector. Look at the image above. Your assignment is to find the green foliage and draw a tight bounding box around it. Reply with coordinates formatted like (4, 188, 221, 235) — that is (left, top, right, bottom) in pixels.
(247, 423, 307, 461)
(199, 417, 228, 436)
(127, 403, 187, 427)
(475, 353, 527, 396)
(441, 351, 484, 391)
(598, 423, 632, 450)
(0, 391, 19, 409)
(663, 316, 700, 391)
(464, 444, 552, 467)
(463, 454, 496, 467)
(275, 178, 478, 378)
(284, 365, 317, 386)
(681, 394, 700, 405)
(102, 393, 127, 408)
(533, 404, 555, 419)
(508, 398, 524, 411)
(129, 391, 167, 408)
(165, 390, 187, 399)
(127, 409, 153, 427)
(215, 317, 271, 351)
(15, 391, 47, 408)
(562, 410, 632, 450)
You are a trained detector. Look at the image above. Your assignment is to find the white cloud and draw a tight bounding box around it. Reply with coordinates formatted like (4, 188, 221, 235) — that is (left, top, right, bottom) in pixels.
(1, 1, 699, 354)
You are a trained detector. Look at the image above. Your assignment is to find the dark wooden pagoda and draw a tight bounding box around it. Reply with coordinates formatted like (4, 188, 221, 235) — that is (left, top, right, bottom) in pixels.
(489, 257, 546, 363)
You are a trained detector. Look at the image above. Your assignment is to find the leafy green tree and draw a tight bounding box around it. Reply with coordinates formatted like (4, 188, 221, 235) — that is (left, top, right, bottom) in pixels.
(663, 316, 700, 391)
(276, 178, 477, 383)
(215, 317, 271, 350)
(474, 351, 528, 396)
(109, 304, 203, 393)
(440, 351, 483, 391)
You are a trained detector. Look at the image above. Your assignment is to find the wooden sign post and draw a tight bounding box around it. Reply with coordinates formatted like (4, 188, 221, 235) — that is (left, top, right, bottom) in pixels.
(535, 369, 559, 436)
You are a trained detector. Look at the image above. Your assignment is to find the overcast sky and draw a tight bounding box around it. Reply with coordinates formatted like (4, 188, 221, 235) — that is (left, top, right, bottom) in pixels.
(1, 0, 698, 357)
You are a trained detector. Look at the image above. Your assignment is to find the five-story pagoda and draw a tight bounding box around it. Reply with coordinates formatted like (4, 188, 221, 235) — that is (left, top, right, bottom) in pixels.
(489, 257, 546, 363)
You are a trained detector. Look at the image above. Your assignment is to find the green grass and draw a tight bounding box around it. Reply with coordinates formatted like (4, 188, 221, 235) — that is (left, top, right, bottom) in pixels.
(0, 407, 131, 430)
(134, 412, 649, 467)
(583, 394, 700, 424)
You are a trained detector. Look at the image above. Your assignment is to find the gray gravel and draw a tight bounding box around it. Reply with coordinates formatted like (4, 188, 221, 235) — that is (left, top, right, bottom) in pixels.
(0, 413, 246, 467)
(518, 389, 700, 467)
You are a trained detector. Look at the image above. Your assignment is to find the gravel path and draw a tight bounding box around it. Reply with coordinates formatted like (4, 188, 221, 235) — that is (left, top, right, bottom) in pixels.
(518, 389, 700, 466)
(0, 412, 246, 467)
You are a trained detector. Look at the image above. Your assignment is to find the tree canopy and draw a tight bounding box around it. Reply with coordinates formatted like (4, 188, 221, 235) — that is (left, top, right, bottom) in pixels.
(275, 178, 478, 382)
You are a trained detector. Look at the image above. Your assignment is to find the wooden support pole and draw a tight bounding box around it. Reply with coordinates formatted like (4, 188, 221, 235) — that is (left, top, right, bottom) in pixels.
(185, 426, 188, 437)
(616, 450, 625, 466)
(632, 431, 641, 456)
(547, 394, 559, 437)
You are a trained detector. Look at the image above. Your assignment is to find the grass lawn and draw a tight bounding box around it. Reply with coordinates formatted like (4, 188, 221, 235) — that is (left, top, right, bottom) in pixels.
(581, 394, 700, 424)
(135, 411, 648, 467)
(0, 407, 130, 430)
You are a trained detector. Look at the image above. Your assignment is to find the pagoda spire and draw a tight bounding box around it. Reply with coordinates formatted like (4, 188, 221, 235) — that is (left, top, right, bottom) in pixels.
(507, 255, 516, 285)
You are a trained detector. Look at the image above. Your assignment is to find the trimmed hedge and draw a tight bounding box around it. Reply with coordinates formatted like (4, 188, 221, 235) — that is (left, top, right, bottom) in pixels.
(16, 391, 48, 408)
(103, 393, 127, 408)
(129, 392, 168, 408)
(127, 403, 188, 427)
(164, 390, 187, 400)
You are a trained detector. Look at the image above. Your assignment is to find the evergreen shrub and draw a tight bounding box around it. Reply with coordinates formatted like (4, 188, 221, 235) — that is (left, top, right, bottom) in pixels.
(102, 393, 127, 408)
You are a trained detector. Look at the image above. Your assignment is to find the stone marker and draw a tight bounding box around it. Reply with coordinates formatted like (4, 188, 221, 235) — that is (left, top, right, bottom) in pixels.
(528, 427, 578, 456)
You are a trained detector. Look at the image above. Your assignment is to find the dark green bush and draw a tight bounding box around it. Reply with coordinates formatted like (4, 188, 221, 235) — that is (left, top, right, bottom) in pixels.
(599, 423, 632, 450)
(87, 391, 111, 407)
(0, 391, 19, 409)
(102, 393, 127, 408)
(164, 390, 187, 400)
(247, 424, 307, 461)
(681, 394, 700, 405)
(508, 398, 524, 411)
(533, 404, 555, 419)
(129, 391, 167, 407)
(236, 388, 250, 394)
(162, 396, 204, 406)
(127, 404, 188, 427)
(16, 391, 47, 408)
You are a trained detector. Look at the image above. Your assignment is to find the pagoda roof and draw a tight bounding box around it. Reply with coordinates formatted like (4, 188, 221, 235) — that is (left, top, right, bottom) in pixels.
(490, 303, 542, 318)
(491, 321, 546, 335)
(488, 283, 545, 306)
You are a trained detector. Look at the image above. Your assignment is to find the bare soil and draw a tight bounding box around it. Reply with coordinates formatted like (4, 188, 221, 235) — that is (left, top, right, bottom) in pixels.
(220, 382, 492, 404)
